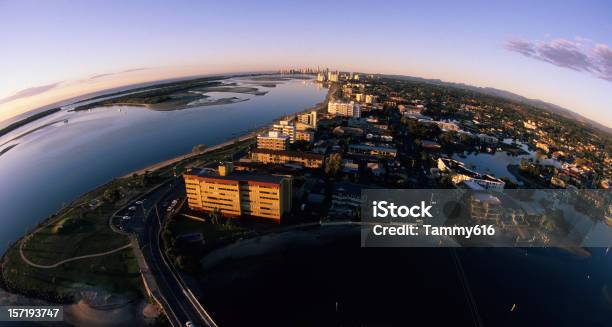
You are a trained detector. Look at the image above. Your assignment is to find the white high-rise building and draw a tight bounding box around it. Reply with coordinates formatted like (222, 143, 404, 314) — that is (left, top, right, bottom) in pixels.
(328, 101, 361, 118)
(272, 120, 297, 143)
(328, 71, 339, 82)
(297, 111, 317, 128)
(257, 131, 290, 150)
(316, 73, 326, 82)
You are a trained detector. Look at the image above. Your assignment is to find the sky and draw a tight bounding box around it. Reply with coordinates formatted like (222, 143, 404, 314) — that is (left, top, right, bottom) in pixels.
(0, 0, 611, 126)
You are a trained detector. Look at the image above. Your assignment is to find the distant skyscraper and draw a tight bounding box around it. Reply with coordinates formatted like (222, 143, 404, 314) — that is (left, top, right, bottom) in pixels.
(316, 72, 327, 82)
(328, 71, 339, 82)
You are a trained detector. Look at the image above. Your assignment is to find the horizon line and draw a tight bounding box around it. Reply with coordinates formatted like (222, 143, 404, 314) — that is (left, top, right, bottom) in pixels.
(1, 68, 609, 131)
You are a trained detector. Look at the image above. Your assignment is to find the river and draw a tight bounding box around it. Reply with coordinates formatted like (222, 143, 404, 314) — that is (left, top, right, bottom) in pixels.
(0, 75, 327, 253)
(198, 225, 612, 326)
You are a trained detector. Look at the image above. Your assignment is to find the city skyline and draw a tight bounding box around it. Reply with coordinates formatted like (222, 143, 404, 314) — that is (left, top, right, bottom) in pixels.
(1, 0, 611, 127)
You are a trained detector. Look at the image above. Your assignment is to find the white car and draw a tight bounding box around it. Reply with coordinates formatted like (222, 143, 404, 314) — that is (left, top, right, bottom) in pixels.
(135, 200, 143, 205)
(185, 321, 195, 327)
(122, 216, 131, 220)
(128, 206, 136, 211)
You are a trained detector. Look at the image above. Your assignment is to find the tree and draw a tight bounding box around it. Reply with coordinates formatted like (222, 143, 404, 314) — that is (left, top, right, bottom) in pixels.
(137, 171, 152, 187)
(541, 209, 569, 234)
(439, 175, 454, 188)
(500, 177, 518, 189)
(192, 144, 207, 154)
(324, 153, 342, 177)
(290, 140, 312, 151)
(161, 229, 173, 248)
(459, 133, 473, 144)
(210, 209, 222, 225)
(103, 188, 121, 204)
(174, 255, 187, 270)
(440, 131, 457, 147)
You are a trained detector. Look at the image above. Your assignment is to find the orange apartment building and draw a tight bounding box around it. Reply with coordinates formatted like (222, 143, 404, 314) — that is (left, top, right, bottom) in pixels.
(183, 163, 292, 221)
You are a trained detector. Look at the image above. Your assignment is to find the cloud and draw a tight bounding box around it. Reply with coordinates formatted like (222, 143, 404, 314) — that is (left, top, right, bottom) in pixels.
(505, 39, 537, 57)
(537, 39, 594, 72)
(88, 67, 149, 80)
(0, 82, 63, 105)
(593, 44, 612, 81)
(121, 67, 148, 73)
(505, 37, 612, 82)
(0, 67, 152, 106)
(89, 73, 114, 80)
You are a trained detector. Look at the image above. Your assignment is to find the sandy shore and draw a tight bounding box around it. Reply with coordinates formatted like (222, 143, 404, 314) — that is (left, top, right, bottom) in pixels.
(0, 288, 157, 327)
(122, 131, 258, 178)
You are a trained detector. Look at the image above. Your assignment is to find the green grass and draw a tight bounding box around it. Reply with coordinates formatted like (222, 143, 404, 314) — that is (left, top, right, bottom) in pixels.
(161, 138, 256, 177)
(1, 137, 255, 302)
(21, 212, 125, 265)
(2, 244, 142, 302)
(72, 79, 225, 111)
(170, 215, 248, 243)
(1, 176, 149, 302)
(18, 189, 140, 266)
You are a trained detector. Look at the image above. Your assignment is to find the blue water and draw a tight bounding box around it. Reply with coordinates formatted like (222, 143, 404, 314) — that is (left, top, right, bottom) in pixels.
(198, 227, 612, 326)
(452, 151, 524, 183)
(0, 76, 327, 252)
(452, 140, 563, 184)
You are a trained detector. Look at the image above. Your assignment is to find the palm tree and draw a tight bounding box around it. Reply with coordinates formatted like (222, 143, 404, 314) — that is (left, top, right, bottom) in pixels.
(210, 209, 221, 225)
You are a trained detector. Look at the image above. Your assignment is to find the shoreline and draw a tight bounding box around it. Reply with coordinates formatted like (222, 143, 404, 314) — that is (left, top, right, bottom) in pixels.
(123, 131, 259, 178)
(124, 81, 334, 178)
(0, 75, 329, 308)
(69, 78, 272, 112)
(0, 107, 61, 138)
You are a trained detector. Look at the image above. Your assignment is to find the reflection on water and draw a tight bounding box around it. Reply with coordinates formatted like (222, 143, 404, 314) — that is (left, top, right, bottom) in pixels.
(199, 226, 612, 326)
(453, 151, 524, 183)
(186, 92, 251, 106)
(0, 76, 327, 252)
(452, 140, 563, 184)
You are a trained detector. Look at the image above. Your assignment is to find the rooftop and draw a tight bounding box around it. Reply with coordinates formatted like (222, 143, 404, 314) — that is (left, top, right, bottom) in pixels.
(259, 131, 289, 139)
(185, 167, 287, 184)
(349, 144, 397, 153)
(252, 148, 325, 160)
(471, 192, 501, 204)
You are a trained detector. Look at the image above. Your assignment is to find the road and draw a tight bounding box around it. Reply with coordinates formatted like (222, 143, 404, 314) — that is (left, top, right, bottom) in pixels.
(114, 179, 217, 327)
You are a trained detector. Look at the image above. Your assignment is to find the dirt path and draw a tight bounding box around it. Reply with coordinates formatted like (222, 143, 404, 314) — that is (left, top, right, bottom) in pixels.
(20, 241, 132, 269)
